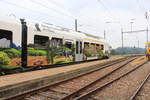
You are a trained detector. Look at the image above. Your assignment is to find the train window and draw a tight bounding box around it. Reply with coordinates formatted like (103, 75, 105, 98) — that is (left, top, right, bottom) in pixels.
(65, 42, 72, 49)
(76, 41, 79, 54)
(0, 29, 12, 48)
(51, 39, 57, 47)
(34, 35, 49, 46)
(84, 42, 90, 49)
(80, 42, 82, 54)
(51, 38, 63, 47)
(101, 45, 104, 50)
(96, 44, 99, 46)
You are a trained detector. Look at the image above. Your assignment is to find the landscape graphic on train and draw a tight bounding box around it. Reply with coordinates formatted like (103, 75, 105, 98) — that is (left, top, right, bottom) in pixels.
(0, 14, 111, 70)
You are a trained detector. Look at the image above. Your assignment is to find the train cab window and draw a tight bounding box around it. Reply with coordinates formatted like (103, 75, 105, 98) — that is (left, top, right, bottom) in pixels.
(80, 42, 82, 54)
(101, 45, 104, 50)
(34, 35, 49, 46)
(76, 41, 79, 54)
(0, 29, 12, 48)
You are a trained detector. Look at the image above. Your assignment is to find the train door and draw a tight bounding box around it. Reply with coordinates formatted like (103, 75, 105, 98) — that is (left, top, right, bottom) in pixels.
(75, 40, 83, 61)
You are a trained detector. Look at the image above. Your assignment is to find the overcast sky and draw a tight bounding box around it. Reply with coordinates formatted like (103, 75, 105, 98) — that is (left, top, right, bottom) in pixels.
(0, 0, 149, 48)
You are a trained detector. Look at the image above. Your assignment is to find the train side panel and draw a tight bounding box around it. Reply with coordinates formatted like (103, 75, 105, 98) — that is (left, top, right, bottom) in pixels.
(0, 14, 111, 69)
(0, 16, 22, 47)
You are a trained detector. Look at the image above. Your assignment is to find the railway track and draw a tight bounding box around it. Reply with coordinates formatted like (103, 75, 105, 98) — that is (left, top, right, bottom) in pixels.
(129, 71, 150, 100)
(75, 60, 148, 100)
(4, 56, 140, 100)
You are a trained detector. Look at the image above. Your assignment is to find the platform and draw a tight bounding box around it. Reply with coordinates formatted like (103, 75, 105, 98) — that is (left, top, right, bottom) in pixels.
(0, 56, 124, 99)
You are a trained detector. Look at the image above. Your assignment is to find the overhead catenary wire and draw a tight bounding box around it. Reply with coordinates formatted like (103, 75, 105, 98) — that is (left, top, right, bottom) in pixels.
(0, 0, 105, 35)
(135, 0, 150, 27)
(29, 0, 76, 19)
(136, 0, 147, 11)
(97, 0, 117, 19)
(47, 0, 104, 25)
(0, 0, 85, 31)
(30, 0, 104, 33)
(34, 0, 104, 28)
(97, 0, 123, 27)
(0, 0, 74, 23)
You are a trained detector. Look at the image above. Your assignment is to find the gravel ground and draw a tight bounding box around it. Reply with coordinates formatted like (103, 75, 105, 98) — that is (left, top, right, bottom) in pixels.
(49, 57, 133, 92)
(92, 59, 149, 100)
(26, 57, 134, 100)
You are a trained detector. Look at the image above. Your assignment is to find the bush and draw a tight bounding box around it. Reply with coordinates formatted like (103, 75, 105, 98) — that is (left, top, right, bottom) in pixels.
(28, 47, 35, 56)
(63, 46, 72, 52)
(55, 60, 70, 64)
(0, 52, 11, 65)
(36, 50, 47, 56)
(3, 48, 21, 58)
(98, 50, 105, 59)
(83, 49, 92, 57)
(27, 47, 34, 51)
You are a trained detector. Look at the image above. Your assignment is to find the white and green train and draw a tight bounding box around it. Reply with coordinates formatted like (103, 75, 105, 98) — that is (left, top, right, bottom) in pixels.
(0, 14, 111, 67)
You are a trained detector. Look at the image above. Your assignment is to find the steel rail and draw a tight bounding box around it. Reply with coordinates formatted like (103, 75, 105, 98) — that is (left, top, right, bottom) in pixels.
(75, 61, 148, 100)
(129, 72, 150, 100)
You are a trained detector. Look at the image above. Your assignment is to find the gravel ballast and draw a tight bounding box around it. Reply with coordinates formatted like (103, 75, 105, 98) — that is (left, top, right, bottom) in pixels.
(92, 58, 149, 100)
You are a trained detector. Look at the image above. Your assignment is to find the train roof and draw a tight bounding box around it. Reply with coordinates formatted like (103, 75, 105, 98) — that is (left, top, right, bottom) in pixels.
(0, 13, 21, 25)
(0, 13, 106, 44)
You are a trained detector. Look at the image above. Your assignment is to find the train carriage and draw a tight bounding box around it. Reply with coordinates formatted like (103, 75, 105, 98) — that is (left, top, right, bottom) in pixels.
(0, 14, 111, 68)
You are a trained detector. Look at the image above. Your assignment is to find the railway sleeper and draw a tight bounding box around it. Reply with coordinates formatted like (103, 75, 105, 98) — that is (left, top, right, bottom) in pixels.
(49, 88, 69, 95)
(31, 88, 70, 100)
(38, 92, 60, 100)
(25, 96, 42, 100)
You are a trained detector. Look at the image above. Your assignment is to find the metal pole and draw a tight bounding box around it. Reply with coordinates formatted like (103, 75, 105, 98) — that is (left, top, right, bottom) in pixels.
(20, 19, 28, 68)
(130, 22, 134, 32)
(75, 19, 77, 32)
(104, 30, 106, 39)
(121, 28, 123, 48)
(138, 40, 139, 48)
(147, 26, 148, 42)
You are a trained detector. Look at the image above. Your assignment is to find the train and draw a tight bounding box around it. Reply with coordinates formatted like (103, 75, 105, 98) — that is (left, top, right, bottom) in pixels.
(0, 14, 111, 67)
(146, 42, 150, 59)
